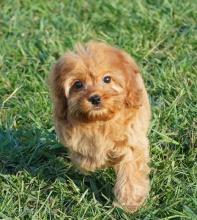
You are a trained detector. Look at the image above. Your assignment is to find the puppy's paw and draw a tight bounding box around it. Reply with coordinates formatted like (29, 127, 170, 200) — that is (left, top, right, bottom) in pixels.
(114, 179, 149, 213)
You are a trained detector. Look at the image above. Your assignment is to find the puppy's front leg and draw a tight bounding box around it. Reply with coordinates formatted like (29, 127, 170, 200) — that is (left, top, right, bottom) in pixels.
(113, 147, 150, 212)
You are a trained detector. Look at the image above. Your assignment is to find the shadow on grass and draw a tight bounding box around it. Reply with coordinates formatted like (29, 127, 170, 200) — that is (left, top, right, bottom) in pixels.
(0, 126, 114, 205)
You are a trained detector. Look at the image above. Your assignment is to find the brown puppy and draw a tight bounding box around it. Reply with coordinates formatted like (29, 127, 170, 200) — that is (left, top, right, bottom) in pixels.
(49, 41, 151, 212)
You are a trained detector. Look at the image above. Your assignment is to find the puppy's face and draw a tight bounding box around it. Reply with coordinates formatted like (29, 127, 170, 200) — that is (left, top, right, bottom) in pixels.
(50, 42, 142, 122)
(65, 65, 125, 122)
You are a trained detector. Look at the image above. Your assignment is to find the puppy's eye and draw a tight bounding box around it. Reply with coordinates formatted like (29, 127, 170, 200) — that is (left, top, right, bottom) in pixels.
(73, 80, 83, 89)
(103, 76, 111, 83)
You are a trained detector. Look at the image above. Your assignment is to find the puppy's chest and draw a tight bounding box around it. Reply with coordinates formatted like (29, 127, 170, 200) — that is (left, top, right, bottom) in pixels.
(67, 123, 129, 158)
(68, 126, 113, 157)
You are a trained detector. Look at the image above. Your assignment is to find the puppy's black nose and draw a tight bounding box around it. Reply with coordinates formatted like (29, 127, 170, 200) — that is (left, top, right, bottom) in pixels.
(88, 95, 101, 105)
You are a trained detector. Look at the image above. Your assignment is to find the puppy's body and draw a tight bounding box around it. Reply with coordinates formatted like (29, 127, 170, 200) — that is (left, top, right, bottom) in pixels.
(49, 42, 151, 212)
(56, 89, 150, 171)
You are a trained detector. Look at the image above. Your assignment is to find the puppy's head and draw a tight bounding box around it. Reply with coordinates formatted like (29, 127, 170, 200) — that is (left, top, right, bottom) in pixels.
(49, 41, 143, 122)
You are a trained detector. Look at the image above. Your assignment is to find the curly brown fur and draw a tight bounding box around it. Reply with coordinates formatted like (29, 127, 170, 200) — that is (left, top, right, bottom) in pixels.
(49, 41, 151, 212)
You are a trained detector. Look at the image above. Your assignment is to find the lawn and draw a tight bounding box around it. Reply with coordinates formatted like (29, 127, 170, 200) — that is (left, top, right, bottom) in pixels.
(0, 0, 196, 219)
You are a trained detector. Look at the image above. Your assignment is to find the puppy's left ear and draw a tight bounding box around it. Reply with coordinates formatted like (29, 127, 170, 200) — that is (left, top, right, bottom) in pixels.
(123, 53, 144, 109)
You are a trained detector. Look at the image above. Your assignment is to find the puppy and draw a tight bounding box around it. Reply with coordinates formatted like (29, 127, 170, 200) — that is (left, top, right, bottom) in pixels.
(49, 41, 151, 212)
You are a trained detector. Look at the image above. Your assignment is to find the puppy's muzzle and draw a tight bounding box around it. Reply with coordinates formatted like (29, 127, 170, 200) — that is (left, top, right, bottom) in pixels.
(88, 94, 101, 106)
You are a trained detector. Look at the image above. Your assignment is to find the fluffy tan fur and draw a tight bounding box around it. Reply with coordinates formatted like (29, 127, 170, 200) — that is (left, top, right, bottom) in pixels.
(49, 41, 151, 212)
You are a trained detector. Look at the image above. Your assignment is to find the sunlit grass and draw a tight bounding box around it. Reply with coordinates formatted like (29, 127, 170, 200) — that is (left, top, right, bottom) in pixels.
(0, 0, 196, 219)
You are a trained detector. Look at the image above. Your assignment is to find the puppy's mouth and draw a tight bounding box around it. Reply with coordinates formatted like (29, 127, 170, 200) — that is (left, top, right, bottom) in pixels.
(69, 104, 114, 122)
(91, 104, 103, 110)
(87, 107, 114, 122)
(68, 94, 120, 122)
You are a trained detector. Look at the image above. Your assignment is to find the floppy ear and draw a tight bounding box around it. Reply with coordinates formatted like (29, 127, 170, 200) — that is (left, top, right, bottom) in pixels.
(123, 53, 143, 109)
(48, 56, 70, 120)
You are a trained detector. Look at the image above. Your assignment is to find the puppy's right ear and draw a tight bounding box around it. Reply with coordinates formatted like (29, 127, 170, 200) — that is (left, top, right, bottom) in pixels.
(49, 52, 77, 97)
(48, 55, 70, 120)
(49, 58, 64, 97)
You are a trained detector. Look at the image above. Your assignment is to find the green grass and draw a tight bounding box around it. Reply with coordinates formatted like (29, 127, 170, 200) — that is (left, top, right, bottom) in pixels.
(0, 0, 196, 219)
